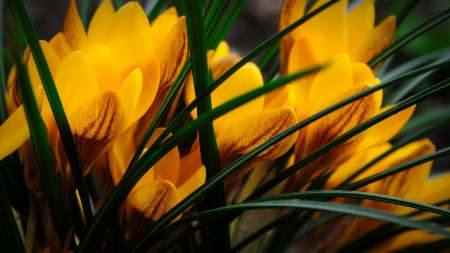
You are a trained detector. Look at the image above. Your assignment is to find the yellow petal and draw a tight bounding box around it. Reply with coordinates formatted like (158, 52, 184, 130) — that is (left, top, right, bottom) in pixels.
(105, 2, 154, 79)
(349, 16, 396, 64)
(63, 0, 87, 50)
(147, 128, 180, 185)
(418, 172, 450, 205)
(347, 0, 374, 49)
(351, 62, 375, 85)
(55, 51, 98, 114)
(292, 83, 378, 189)
(128, 180, 180, 222)
(177, 165, 206, 200)
(158, 16, 189, 89)
(0, 106, 31, 160)
(177, 143, 202, 188)
(49, 32, 73, 61)
(27, 41, 61, 93)
(302, 0, 348, 63)
(210, 53, 241, 80)
(211, 41, 230, 62)
(308, 54, 353, 114)
(87, 0, 115, 45)
(217, 107, 298, 183)
(264, 85, 297, 110)
(365, 230, 445, 253)
(81, 43, 120, 92)
(116, 68, 143, 128)
(279, 0, 306, 73)
(150, 7, 179, 56)
(357, 104, 415, 151)
(108, 127, 138, 185)
(69, 90, 127, 173)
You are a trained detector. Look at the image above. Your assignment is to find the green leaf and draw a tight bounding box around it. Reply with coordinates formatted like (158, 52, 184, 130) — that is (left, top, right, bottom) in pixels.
(369, 6, 450, 68)
(113, 0, 121, 10)
(80, 0, 90, 29)
(0, 170, 26, 253)
(209, 0, 246, 49)
(148, 0, 167, 23)
(15, 56, 71, 246)
(399, 105, 450, 136)
(9, 0, 93, 225)
(396, 0, 421, 26)
(258, 43, 280, 71)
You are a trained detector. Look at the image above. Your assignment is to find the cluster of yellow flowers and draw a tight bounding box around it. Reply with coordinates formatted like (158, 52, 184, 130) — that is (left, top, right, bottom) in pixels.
(0, 0, 448, 252)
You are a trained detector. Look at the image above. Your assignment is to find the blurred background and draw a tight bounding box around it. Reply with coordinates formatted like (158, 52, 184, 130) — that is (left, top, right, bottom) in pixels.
(3, 0, 450, 172)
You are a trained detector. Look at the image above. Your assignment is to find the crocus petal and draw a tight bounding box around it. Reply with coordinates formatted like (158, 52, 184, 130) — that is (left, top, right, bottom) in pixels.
(63, 0, 88, 50)
(69, 90, 127, 173)
(349, 16, 396, 65)
(116, 68, 143, 128)
(147, 128, 180, 185)
(264, 85, 297, 110)
(418, 172, 450, 205)
(177, 165, 206, 200)
(291, 83, 378, 189)
(177, 144, 202, 187)
(108, 128, 137, 186)
(357, 104, 415, 151)
(211, 41, 231, 62)
(308, 54, 353, 114)
(87, 0, 115, 45)
(49, 32, 73, 61)
(365, 230, 445, 253)
(105, 2, 154, 79)
(279, 0, 306, 73)
(302, 0, 348, 63)
(217, 107, 298, 183)
(55, 51, 98, 114)
(128, 180, 180, 222)
(210, 53, 241, 80)
(347, 0, 374, 49)
(158, 16, 189, 88)
(82, 43, 120, 92)
(150, 7, 179, 56)
(0, 105, 33, 160)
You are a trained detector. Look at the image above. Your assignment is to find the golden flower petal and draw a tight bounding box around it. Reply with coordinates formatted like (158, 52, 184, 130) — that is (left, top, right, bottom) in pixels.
(264, 85, 297, 110)
(49, 33, 73, 61)
(87, 0, 115, 45)
(116, 68, 143, 128)
(63, 0, 88, 50)
(177, 165, 206, 200)
(211, 41, 231, 62)
(150, 7, 179, 56)
(128, 180, 180, 222)
(217, 107, 298, 183)
(82, 43, 120, 92)
(357, 104, 415, 151)
(349, 15, 396, 65)
(347, 0, 375, 49)
(365, 230, 445, 253)
(210, 53, 241, 80)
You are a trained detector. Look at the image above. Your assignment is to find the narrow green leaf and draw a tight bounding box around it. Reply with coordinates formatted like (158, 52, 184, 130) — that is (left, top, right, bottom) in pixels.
(395, 239, 450, 253)
(0, 170, 26, 253)
(0, 0, 8, 123)
(209, 0, 246, 49)
(399, 105, 450, 135)
(172, 0, 185, 16)
(0, 158, 29, 216)
(15, 57, 71, 246)
(369, 6, 450, 68)
(9, 0, 93, 224)
(148, 0, 167, 23)
(396, 0, 421, 26)
(113, 0, 122, 10)
(80, 0, 90, 29)
(258, 43, 280, 71)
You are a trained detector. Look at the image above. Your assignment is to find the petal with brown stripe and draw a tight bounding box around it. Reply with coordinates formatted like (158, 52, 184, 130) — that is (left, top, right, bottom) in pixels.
(217, 107, 298, 184)
(63, 0, 87, 50)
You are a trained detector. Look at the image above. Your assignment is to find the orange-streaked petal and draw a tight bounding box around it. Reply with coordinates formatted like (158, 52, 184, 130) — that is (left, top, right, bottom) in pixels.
(349, 16, 396, 64)
(177, 143, 202, 187)
(63, 0, 88, 50)
(279, 0, 307, 73)
(264, 85, 297, 110)
(150, 7, 179, 56)
(49, 32, 73, 61)
(302, 0, 348, 63)
(69, 90, 127, 173)
(347, 0, 375, 49)
(127, 180, 180, 222)
(217, 107, 298, 183)
(158, 16, 189, 88)
(308, 54, 353, 114)
(147, 128, 180, 185)
(87, 0, 115, 45)
(106, 2, 154, 79)
(55, 51, 98, 114)
(82, 43, 120, 92)
(177, 165, 206, 200)
(116, 68, 143, 128)
(357, 104, 415, 151)
(210, 53, 241, 80)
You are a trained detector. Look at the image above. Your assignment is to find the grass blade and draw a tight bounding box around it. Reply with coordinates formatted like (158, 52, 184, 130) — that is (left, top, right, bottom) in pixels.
(148, 0, 167, 23)
(396, 0, 421, 26)
(9, 0, 93, 224)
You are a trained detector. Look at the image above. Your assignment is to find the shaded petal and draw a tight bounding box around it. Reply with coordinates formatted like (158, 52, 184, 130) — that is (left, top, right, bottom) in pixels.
(217, 107, 298, 183)
(308, 54, 353, 114)
(211, 41, 231, 62)
(264, 85, 297, 110)
(55, 51, 98, 114)
(349, 16, 396, 65)
(105, 2, 154, 79)
(87, 0, 115, 45)
(158, 16, 189, 89)
(210, 53, 241, 80)
(150, 7, 179, 56)
(279, 0, 306, 73)
(128, 180, 180, 222)
(116, 68, 143, 128)
(302, 0, 348, 63)
(69, 90, 127, 173)
(365, 230, 445, 253)
(147, 128, 180, 185)
(63, 0, 88, 50)
(347, 0, 374, 49)
(82, 43, 120, 92)
(357, 104, 415, 151)
(177, 165, 206, 200)
(177, 143, 202, 188)
(49, 32, 73, 61)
